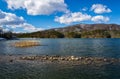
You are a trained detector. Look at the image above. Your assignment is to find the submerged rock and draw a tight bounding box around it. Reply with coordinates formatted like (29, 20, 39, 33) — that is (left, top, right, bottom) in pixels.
(9, 59, 13, 62)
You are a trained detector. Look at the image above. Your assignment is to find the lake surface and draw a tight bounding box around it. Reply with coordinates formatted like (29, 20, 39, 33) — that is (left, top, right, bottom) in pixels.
(0, 38, 120, 79)
(0, 38, 120, 58)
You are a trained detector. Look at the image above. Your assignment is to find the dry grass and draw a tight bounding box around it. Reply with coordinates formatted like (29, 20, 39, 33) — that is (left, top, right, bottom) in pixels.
(13, 40, 40, 47)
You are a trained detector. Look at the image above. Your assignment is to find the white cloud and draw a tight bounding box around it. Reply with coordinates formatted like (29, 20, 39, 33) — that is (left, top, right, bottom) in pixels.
(55, 12, 91, 24)
(91, 15, 110, 23)
(6, 0, 69, 15)
(22, 23, 43, 32)
(91, 4, 112, 14)
(82, 7, 88, 11)
(0, 10, 43, 32)
(0, 10, 24, 26)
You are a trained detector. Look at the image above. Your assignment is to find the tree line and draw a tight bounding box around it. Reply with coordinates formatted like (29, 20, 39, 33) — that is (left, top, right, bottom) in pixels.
(15, 30, 120, 38)
(0, 31, 13, 39)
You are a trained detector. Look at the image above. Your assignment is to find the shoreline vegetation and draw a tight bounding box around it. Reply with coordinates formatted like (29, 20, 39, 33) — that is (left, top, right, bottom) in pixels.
(1, 55, 120, 66)
(13, 41, 40, 47)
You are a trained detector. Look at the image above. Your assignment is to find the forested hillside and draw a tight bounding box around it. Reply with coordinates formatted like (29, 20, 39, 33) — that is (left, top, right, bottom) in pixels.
(15, 24, 120, 38)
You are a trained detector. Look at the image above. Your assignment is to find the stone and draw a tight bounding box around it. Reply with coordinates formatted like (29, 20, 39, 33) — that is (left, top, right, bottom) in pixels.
(103, 58, 107, 62)
(9, 59, 13, 62)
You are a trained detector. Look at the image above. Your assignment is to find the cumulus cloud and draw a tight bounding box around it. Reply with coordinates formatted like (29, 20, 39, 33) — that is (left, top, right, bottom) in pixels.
(22, 23, 43, 32)
(55, 11, 110, 24)
(0, 10, 43, 32)
(6, 0, 69, 15)
(55, 12, 91, 24)
(91, 15, 109, 23)
(91, 4, 112, 14)
(0, 10, 24, 26)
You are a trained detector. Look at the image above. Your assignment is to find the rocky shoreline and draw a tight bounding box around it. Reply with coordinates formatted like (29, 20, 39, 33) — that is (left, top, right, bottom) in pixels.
(19, 55, 120, 65)
(0, 55, 120, 66)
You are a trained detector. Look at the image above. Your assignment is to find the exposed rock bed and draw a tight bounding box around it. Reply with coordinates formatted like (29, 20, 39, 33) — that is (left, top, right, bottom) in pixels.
(19, 55, 120, 65)
(0, 55, 120, 66)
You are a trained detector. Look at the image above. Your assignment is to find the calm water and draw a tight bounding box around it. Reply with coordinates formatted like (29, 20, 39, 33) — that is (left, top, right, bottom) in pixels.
(0, 38, 120, 79)
(0, 38, 120, 58)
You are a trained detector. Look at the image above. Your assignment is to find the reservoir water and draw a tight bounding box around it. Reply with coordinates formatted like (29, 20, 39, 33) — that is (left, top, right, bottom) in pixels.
(0, 38, 120, 79)
(0, 38, 120, 58)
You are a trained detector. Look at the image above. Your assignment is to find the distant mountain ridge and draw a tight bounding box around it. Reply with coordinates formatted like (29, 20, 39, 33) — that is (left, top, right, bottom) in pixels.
(16, 24, 120, 38)
(52, 24, 120, 33)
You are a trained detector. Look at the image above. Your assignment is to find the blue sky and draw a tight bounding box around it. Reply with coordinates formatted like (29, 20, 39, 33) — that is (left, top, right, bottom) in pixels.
(0, 0, 120, 32)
